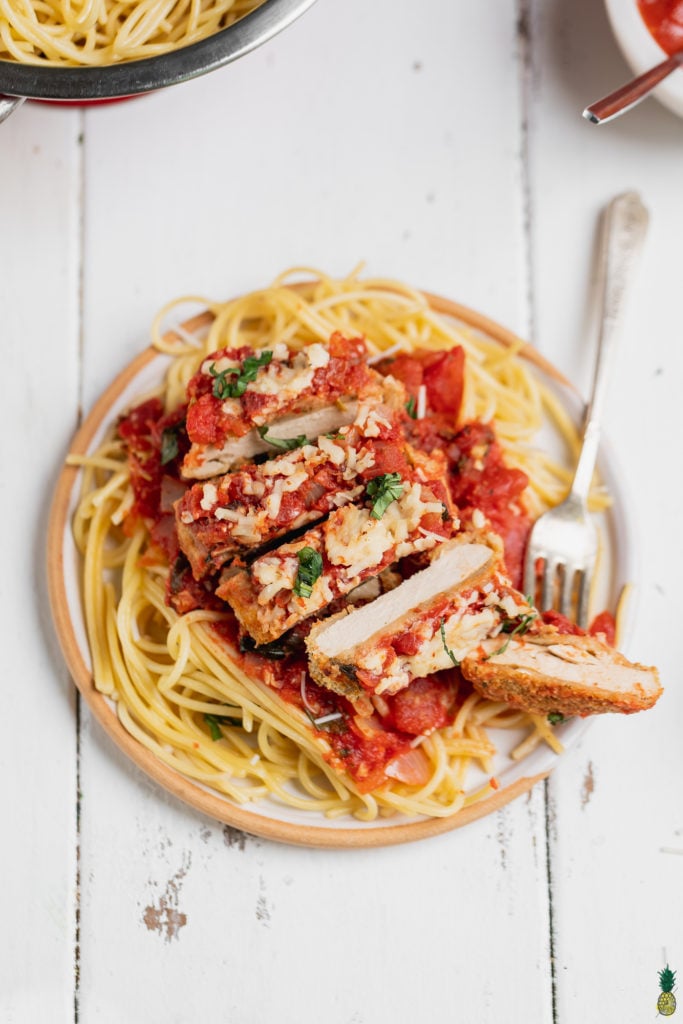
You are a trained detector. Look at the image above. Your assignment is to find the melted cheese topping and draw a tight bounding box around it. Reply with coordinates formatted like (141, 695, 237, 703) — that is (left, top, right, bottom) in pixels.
(372, 605, 503, 697)
(324, 483, 446, 578)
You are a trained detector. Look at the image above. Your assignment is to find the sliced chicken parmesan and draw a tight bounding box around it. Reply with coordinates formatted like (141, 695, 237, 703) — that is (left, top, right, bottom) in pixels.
(182, 333, 393, 478)
(461, 630, 662, 715)
(306, 539, 533, 705)
(174, 396, 416, 580)
(306, 536, 661, 720)
(218, 448, 457, 643)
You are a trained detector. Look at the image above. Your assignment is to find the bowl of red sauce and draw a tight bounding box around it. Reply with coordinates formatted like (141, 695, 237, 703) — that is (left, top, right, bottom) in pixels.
(605, 0, 683, 117)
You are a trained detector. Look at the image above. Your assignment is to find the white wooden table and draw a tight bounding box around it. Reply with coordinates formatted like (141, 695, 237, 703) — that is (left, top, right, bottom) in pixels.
(2, 1, 682, 1020)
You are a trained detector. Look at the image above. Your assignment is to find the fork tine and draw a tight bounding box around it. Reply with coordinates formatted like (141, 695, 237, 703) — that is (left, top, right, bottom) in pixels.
(540, 558, 559, 612)
(523, 551, 538, 607)
(558, 564, 575, 619)
(576, 569, 591, 630)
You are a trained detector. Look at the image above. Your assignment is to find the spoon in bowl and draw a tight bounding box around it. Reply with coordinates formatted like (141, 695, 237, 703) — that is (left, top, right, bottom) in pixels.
(583, 49, 683, 124)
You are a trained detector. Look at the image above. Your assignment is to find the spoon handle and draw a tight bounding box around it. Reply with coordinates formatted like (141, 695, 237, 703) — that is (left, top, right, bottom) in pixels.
(583, 52, 683, 125)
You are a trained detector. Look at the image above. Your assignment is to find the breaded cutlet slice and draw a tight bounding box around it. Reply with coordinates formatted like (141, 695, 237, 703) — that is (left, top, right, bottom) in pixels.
(461, 629, 662, 716)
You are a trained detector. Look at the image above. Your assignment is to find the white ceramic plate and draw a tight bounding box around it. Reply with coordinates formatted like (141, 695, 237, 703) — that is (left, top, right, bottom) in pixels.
(605, 0, 683, 118)
(47, 295, 637, 848)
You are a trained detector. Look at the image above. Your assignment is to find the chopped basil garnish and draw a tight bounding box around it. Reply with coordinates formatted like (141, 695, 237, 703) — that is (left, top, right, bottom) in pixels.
(405, 396, 417, 419)
(547, 712, 566, 726)
(238, 634, 301, 660)
(205, 712, 242, 739)
(366, 472, 404, 519)
(209, 350, 273, 399)
(500, 611, 536, 636)
(486, 608, 537, 659)
(293, 547, 323, 598)
(440, 618, 460, 667)
(256, 425, 309, 450)
(160, 423, 183, 465)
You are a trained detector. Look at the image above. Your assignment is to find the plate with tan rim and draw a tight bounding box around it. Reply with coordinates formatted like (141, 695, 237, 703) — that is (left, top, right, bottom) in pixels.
(47, 290, 636, 848)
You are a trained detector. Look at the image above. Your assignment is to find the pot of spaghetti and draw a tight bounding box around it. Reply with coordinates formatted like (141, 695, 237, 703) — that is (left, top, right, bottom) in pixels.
(0, 0, 317, 122)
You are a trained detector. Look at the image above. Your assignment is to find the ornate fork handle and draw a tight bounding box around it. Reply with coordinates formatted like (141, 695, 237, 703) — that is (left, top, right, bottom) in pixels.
(570, 192, 649, 502)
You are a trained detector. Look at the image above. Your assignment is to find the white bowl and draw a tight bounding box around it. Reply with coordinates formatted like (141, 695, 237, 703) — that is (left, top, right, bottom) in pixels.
(604, 0, 683, 118)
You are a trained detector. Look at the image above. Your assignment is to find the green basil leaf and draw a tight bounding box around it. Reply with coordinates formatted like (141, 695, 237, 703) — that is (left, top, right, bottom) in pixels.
(160, 424, 181, 465)
(239, 634, 288, 660)
(209, 350, 273, 399)
(257, 425, 309, 450)
(486, 608, 537, 659)
(293, 546, 324, 598)
(440, 618, 460, 667)
(205, 711, 242, 739)
(365, 473, 404, 519)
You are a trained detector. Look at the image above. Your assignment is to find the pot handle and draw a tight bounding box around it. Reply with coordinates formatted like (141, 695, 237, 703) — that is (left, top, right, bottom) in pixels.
(0, 95, 25, 124)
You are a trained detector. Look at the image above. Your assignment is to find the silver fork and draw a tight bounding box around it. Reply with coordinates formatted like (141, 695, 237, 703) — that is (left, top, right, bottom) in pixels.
(523, 191, 649, 627)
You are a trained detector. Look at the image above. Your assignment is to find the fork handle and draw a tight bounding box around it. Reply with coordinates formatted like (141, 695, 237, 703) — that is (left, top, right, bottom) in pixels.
(569, 191, 649, 502)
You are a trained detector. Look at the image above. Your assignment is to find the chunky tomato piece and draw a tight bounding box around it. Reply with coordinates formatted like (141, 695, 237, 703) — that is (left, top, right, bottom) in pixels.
(118, 397, 164, 440)
(385, 672, 459, 735)
(381, 354, 424, 397)
(422, 347, 465, 417)
(327, 332, 366, 362)
(186, 393, 224, 445)
(118, 399, 188, 523)
(494, 512, 531, 593)
(328, 722, 413, 792)
(541, 609, 615, 645)
(392, 630, 422, 657)
(364, 442, 411, 479)
(589, 610, 616, 646)
(448, 421, 531, 588)
(541, 609, 583, 635)
(378, 347, 465, 421)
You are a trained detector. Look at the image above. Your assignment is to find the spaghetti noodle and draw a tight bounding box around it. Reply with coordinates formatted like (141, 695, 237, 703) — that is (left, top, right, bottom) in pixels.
(68, 268, 611, 822)
(0, 0, 263, 67)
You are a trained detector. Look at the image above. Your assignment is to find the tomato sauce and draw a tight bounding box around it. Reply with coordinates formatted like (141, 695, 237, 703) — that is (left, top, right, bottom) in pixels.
(208, 619, 464, 793)
(637, 0, 683, 54)
(446, 422, 531, 588)
(118, 399, 188, 523)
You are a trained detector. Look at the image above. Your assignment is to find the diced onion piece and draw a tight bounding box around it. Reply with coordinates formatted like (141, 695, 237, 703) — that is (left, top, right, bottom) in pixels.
(384, 747, 431, 785)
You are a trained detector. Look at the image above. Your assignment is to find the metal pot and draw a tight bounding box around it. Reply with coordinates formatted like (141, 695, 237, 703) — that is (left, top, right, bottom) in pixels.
(0, 0, 317, 123)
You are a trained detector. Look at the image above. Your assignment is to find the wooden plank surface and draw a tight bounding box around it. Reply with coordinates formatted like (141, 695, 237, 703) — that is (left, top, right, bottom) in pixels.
(1, 0, 680, 1020)
(0, 106, 81, 1021)
(528, 0, 683, 1018)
